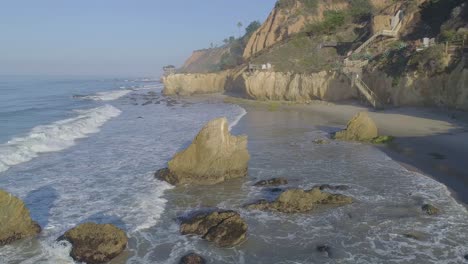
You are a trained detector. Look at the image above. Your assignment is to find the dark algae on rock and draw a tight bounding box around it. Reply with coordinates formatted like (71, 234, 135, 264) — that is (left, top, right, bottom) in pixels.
(180, 210, 248, 248)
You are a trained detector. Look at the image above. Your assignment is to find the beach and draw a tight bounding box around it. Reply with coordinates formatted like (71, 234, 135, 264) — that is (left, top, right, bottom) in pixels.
(1, 82, 467, 263)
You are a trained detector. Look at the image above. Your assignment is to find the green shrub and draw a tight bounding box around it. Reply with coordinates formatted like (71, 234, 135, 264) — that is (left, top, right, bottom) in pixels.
(349, 0, 373, 22)
(408, 45, 447, 75)
(305, 10, 345, 35)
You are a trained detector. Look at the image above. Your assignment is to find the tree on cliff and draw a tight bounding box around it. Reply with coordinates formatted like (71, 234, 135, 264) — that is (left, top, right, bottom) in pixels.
(237, 22, 243, 37)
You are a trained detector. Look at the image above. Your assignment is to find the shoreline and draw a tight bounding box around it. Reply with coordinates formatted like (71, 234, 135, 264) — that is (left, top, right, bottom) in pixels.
(226, 97, 468, 207)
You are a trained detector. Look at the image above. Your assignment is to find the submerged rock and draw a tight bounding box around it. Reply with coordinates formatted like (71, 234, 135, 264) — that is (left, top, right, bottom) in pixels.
(246, 188, 353, 213)
(254, 178, 288, 187)
(180, 210, 248, 247)
(179, 253, 206, 264)
(313, 139, 330, 144)
(403, 231, 428, 241)
(317, 184, 349, 191)
(0, 189, 41, 246)
(59, 223, 127, 264)
(317, 244, 332, 257)
(156, 117, 250, 185)
(422, 204, 440, 215)
(334, 112, 378, 141)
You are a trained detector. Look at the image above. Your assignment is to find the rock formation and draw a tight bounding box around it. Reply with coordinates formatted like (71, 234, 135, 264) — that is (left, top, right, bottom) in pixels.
(59, 223, 127, 264)
(254, 178, 288, 187)
(246, 187, 353, 213)
(162, 71, 230, 96)
(180, 210, 248, 247)
(179, 253, 206, 264)
(0, 189, 41, 246)
(156, 117, 250, 185)
(334, 112, 379, 141)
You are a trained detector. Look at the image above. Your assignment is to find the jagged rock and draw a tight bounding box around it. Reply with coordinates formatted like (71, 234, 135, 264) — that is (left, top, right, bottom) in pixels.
(422, 204, 440, 215)
(254, 178, 288, 187)
(0, 189, 41, 246)
(317, 184, 349, 191)
(156, 117, 250, 185)
(180, 210, 248, 247)
(334, 112, 378, 141)
(179, 253, 206, 264)
(246, 188, 353, 213)
(59, 223, 127, 264)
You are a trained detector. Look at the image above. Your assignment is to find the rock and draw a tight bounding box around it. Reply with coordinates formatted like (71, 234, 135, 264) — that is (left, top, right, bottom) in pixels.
(157, 117, 250, 186)
(180, 210, 248, 248)
(317, 184, 349, 191)
(334, 112, 378, 142)
(254, 178, 288, 187)
(403, 231, 427, 241)
(464, 254, 468, 260)
(422, 204, 440, 215)
(246, 188, 353, 213)
(179, 253, 206, 264)
(59, 223, 127, 264)
(0, 189, 41, 246)
(313, 139, 329, 144)
(317, 244, 332, 257)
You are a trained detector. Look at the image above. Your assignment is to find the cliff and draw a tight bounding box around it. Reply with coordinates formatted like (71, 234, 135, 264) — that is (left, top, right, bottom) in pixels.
(162, 71, 230, 96)
(163, 70, 357, 102)
(227, 71, 356, 102)
(179, 47, 229, 73)
(364, 62, 468, 110)
(243, 0, 349, 59)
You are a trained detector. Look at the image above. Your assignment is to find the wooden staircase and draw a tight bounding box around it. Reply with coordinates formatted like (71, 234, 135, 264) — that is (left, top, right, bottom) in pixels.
(339, 11, 403, 109)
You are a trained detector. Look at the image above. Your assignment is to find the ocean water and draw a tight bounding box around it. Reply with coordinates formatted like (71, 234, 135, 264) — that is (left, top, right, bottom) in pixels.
(0, 76, 467, 264)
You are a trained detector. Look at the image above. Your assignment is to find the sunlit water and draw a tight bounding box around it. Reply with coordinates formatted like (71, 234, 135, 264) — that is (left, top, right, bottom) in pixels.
(0, 76, 467, 263)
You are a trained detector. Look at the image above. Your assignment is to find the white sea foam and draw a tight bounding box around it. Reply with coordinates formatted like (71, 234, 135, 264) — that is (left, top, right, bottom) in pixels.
(79, 89, 131, 101)
(229, 106, 247, 131)
(0, 105, 121, 173)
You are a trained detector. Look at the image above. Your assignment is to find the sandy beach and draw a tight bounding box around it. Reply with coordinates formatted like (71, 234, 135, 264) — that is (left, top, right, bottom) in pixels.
(227, 97, 468, 206)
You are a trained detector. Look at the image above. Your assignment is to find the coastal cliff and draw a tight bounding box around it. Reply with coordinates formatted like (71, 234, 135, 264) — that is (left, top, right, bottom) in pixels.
(364, 63, 468, 110)
(163, 70, 357, 102)
(162, 72, 230, 96)
(179, 48, 229, 73)
(243, 0, 349, 59)
(227, 71, 356, 102)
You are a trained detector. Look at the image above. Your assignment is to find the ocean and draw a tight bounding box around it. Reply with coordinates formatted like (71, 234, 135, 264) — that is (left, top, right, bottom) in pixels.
(0, 76, 467, 263)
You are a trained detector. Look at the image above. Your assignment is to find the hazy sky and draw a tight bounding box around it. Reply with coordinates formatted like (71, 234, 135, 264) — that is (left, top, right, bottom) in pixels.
(0, 0, 276, 77)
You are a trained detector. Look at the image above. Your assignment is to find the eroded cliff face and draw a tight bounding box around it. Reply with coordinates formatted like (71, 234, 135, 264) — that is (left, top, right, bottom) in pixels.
(163, 70, 357, 102)
(242, 0, 349, 59)
(227, 71, 356, 102)
(162, 71, 230, 96)
(364, 63, 468, 110)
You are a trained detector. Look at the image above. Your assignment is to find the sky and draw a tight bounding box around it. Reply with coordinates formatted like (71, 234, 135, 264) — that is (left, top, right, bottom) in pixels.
(0, 0, 276, 77)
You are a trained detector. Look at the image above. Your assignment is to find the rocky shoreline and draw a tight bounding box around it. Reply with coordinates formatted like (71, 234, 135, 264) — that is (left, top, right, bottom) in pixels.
(1, 94, 468, 262)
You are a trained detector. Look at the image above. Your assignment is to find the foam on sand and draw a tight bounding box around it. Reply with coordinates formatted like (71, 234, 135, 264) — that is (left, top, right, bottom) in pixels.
(0, 105, 121, 173)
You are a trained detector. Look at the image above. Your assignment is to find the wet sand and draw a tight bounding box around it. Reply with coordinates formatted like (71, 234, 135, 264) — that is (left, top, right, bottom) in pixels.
(228, 97, 468, 206)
